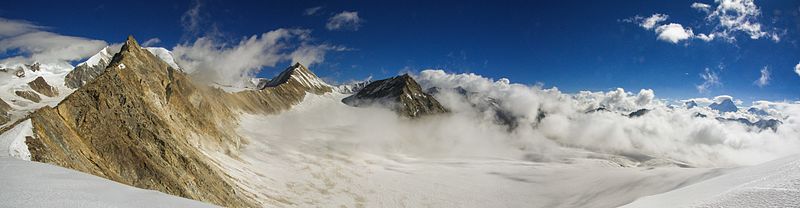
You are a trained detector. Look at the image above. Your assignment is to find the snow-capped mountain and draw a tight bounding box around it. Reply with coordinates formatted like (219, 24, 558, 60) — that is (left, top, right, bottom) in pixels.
(709, 98, 738, 113)
(333, 78, 372, 94)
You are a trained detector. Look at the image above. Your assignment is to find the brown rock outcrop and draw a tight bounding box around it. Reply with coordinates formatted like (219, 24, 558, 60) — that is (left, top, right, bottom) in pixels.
(27, 77, 58, 97)
(14, 90, 40, 103)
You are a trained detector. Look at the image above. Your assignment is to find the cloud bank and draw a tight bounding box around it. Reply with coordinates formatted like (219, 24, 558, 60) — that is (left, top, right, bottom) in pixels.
(0, 17, 107, 67)
(266, 69, 800, 169)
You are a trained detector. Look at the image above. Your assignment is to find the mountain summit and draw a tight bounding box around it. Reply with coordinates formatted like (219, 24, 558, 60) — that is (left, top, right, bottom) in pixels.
(342, 74, 447, 117)
(709, 98, 738, 113)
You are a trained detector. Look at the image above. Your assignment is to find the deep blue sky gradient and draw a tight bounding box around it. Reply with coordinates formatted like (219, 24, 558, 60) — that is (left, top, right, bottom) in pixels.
(1, 0, 799, 102)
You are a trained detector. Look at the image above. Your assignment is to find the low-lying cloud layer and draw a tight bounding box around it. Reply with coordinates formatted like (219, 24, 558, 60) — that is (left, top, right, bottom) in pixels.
(259, 69, 800, 169)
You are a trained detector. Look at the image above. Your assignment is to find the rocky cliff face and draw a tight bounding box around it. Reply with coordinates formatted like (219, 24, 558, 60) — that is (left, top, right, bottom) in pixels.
(19, 36, 332, 207)
(0, 99, 10, 124)
(65, 47, 113, 89)
(343, 74, 447, 117)
(27, 77, 58, 97)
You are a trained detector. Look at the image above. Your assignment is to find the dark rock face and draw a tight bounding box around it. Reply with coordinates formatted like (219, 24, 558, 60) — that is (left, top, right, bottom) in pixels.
(14, 68, 24, 78)
(747, 107, 769, 116)
(65, 48, 112, 89)
(27, 77, 58, 97)
(343, 74, 447, 118)
(685, 100, 698, 109)
(586, 107, 610, 114)
(26, 62, 40, 72)
(0, 98, 10, 124)
(14, 90, 40, 103)
(717, 117, 781, 131)
(709, 99, 737, 113)
(628, 109, 650, 118)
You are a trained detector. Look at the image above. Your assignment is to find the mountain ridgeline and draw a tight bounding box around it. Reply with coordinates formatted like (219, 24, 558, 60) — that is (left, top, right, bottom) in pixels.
(19, 36, 333, 207)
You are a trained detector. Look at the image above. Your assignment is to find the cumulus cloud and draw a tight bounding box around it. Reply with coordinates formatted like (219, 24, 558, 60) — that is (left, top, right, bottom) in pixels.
(326, 11, 363, 31)
(696, 68, 721, 93)
(795, 62, 800, 78)
(655, 23, 694, 43)
(141, 38, 162, 47)
(0, 17, 107, 67)
(640, 14, 668, 30)
(173, 29, 346, 88)
(754, 66, 770, 87)
(629, 0, 780, 44)
(706, 0, 778, 42)
(304, 6, 323, 16)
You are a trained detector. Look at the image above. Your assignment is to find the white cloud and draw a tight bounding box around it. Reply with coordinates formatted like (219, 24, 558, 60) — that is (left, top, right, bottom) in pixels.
(0, 18, 107, 66)
(141, 38, 162, 47)
(173, 29, 346, 88)
(706, 0, 777, 41)
(326, 11, 363, 31)
(290, 44, 349, 67)
(181, 0, 203, 36)
(795, 62, 800, 78)
(696, 68, 721, 93)
(754, 66, 770, 87)
(691, 2, 712, 13)
(640, 14, 668, 30)
(655, 23, 694, 43)
(636, 89, 655, 106)
(630, 0, 780, 44)
(0, 18, 43, 38)
(304, 6, 323, 16)
(405, 69, 800, 166)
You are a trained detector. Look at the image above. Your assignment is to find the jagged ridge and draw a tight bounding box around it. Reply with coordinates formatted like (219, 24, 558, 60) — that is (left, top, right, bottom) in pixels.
(20, 36, 333, 207)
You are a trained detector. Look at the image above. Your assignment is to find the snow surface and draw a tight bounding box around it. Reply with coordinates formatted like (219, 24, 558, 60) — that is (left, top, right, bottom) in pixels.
(145, 47, 181, 70)
(201, 93, 723, 208)
(0, 119, 32, 160)
(80, 46, 114, 67)
(623, 154, 800, 208)
(0, 62, 75, 128)
(0, 158, 216, 208)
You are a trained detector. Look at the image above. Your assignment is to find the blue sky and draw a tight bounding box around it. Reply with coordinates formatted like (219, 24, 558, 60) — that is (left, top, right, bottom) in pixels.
(1, 0, 799, 102)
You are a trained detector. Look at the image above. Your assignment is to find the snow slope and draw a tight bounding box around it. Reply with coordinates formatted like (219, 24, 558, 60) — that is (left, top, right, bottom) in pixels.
(202, 93, 723, 207)
(0, 119, 32, 160)
(0, 158, 216, 208)
(623, 154, 800, 208)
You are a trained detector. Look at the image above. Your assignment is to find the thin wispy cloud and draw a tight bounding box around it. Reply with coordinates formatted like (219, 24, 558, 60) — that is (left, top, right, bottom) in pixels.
(141, 38, 162, 47)
(326, 11, 363, 31)
(754, 66, 770, 87)
(697, 68, 722, 93)
(304, 6, 323, 16)
(181, 0, 203, 37)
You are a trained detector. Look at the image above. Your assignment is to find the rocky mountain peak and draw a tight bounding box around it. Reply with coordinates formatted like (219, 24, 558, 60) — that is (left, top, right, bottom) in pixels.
(263, 62, 331, 93)
(342, 74, 448, 118)
(709, 98, 737, 113)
